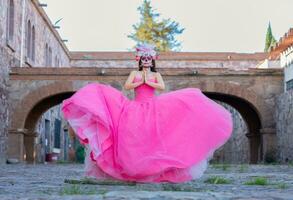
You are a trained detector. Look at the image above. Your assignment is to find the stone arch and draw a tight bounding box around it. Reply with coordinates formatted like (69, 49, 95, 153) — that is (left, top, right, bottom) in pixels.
(10, 81, 76, 162)
(9, 80, 265, 163)
(196, 81, 264, 163)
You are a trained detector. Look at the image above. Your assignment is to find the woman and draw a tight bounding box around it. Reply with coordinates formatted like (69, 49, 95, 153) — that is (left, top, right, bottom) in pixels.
(124, 49, 165, 92)
(61, 43, 233, 183)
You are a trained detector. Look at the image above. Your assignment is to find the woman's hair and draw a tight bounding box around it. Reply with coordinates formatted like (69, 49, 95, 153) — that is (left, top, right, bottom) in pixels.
(138, 57, 157, 72)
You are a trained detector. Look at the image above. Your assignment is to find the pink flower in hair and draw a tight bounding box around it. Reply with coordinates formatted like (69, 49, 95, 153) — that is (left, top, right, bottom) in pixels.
(135, 42, 159, 61)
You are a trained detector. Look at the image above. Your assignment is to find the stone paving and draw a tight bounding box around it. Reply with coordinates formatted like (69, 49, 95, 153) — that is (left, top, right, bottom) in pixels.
(0, 163, 292, 200)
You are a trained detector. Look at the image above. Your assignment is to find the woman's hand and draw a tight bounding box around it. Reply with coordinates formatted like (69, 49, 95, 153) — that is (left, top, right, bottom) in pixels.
(143, 70, 148, 84)
(134, 71, 144, 86)
(139, 79, 144, 85)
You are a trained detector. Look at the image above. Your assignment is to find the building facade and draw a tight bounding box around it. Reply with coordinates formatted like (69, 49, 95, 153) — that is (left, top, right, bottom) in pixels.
(271, 29, 293, 163)
(0, 0, 71, 163)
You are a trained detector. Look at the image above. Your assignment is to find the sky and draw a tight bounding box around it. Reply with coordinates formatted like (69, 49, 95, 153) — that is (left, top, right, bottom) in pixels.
(42, 0, 293, 53)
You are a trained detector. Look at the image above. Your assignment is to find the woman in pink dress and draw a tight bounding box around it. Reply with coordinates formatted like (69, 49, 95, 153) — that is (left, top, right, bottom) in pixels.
(61, 43, 233, 183)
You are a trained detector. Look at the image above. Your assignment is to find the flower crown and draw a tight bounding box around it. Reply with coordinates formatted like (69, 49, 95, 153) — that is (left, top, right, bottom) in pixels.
(135, 42, 159, 61)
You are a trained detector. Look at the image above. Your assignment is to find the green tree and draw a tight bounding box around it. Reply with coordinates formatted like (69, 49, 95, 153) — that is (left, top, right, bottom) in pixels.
(128, 0, 184, 52)
(264, 22, 277, 52)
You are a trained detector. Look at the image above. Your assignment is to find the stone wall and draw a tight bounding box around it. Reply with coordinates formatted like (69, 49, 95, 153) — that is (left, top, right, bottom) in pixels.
(0, 44, 20, 164)
(275, 90, 293, 163)
(212, 101, 249, 164)
(0, 0, 71, 163)
(0, 0, 70, 67)
(8, 67, 284, 163)
(0, 47, 10, 164)
(72, 60, 264, 70)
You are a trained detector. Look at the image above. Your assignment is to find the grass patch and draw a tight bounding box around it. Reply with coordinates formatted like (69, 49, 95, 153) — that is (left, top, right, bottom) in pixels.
(244, 177, 269, 186)
(211, 163, 231, 171)
(64, 177, 136, 186)
(56, 160, 73, 164)
(238, 164, 249, 173)
(204, 176, 231, 184)
(263, 162, 279, 165)
(288, 161, 293, 167)
(161, 184, 200, 192)
(162, 184, 187, 191)
(59, 185, 96, 195)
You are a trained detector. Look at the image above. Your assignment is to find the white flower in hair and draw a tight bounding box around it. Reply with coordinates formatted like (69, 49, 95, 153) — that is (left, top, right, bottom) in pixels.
(135, 42, 159, 61)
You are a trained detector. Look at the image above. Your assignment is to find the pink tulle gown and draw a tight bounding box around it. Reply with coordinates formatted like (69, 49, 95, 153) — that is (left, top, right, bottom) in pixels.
(61, 73, 233, 183)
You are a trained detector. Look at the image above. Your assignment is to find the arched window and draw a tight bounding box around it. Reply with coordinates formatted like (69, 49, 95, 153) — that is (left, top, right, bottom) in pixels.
(45, 43, 48, 66)
(6, 0, 14, 41)
(45, 44, 53, 66)
(26, 20, 31, 58)
(31, 26, 35, 61)
(55, 55, 58, 67)
(48, 47, 52, 66)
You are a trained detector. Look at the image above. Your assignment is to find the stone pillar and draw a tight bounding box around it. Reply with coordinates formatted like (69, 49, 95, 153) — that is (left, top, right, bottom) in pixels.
(245, 132, 261, 164)
(8, 128, 28, 162)
(260, 128, 277, 163)
(0, 47, 9, 164)
(24, 131, 38, 164)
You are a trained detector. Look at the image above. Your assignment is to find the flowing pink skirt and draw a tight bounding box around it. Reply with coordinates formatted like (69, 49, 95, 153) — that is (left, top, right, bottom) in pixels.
(61, 83, 233, 183)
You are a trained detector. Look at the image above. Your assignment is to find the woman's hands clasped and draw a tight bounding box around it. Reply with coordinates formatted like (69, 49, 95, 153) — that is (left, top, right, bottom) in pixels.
(142, 70, 148, 84)
(138, 70, 147, 85)
(137, 70, 152, 86)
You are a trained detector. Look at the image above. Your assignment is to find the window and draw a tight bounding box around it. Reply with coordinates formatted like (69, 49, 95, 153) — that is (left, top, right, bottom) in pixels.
(45, 119, 51, 153)
(45, 43, 53, 66)
(54, 119, 61, 149)
(55, 55, 58, 67)
(286, 79, 293, 91)
(48, 47, 52, 65)
(54, 55, 60, 67)
(6, 0, 14, 41)
(26, 21, 35, 63)
(26, 20, 31, 58)
(31, 26, 35, 61)
(45, 43, 48, 66)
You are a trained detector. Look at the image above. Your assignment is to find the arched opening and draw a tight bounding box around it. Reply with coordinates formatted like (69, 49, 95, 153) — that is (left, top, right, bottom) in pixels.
(9, 80, 263, 164)
(203, 92, 262, 164)
(20, 93, 262, 164)
(23, 92, 74, 162)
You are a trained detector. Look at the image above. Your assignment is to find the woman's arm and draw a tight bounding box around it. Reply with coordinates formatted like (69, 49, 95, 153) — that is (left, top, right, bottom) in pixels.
(145, 72, 165, 91)
(123, 71, 144, 90)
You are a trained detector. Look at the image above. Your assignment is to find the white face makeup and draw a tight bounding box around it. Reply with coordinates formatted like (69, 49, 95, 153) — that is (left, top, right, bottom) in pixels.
(141, 55, 152, 67)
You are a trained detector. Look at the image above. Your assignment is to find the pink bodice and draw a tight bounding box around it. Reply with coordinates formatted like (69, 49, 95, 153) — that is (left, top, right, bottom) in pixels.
(133, 74, 157, 102)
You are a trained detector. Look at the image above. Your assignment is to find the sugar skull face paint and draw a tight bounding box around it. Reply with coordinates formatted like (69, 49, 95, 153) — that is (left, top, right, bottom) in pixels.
(141, 56, 152, 67)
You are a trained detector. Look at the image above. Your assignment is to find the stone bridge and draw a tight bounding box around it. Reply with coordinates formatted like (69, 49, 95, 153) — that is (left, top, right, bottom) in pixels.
(7, 66, 283, 164)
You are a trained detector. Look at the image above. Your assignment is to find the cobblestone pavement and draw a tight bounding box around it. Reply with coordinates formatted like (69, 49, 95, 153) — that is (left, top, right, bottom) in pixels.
(0, 163, 292, 200)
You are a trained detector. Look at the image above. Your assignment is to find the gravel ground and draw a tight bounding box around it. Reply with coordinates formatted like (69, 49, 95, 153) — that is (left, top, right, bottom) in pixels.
(0, 163, 292, 200)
